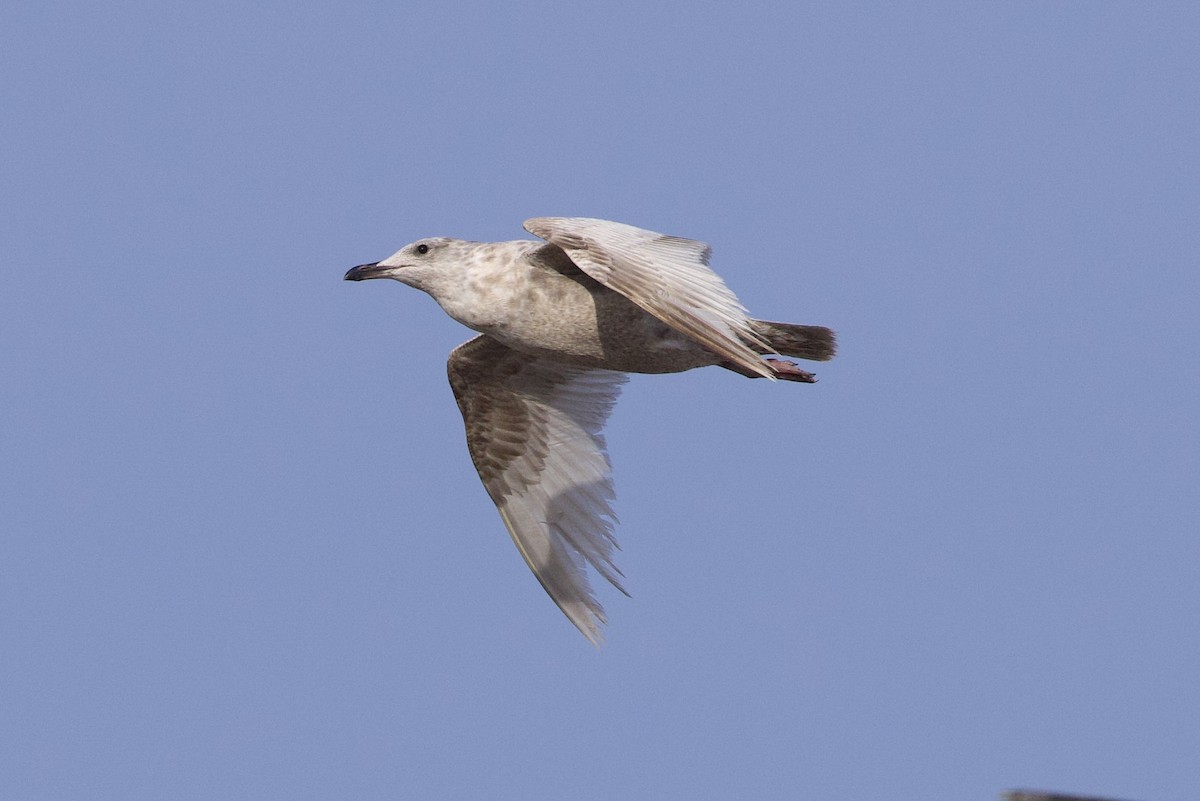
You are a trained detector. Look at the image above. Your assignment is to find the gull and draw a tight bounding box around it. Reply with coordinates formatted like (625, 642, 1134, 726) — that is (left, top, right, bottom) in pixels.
(345, 217, 836, 644)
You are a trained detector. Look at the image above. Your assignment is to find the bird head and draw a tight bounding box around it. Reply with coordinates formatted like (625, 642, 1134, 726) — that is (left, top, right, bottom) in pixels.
(344, 237, 461, 295)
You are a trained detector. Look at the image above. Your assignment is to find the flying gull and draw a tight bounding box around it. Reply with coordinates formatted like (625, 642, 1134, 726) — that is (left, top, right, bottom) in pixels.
(345, 217, 836, 644)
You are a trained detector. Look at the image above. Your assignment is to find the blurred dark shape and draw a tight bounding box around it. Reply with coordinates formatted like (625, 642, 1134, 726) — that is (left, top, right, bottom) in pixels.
(1005, 790, 1143, 801)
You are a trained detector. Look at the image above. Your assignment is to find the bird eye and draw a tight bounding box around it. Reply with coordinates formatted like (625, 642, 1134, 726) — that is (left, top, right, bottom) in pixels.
(416, 243, 429, 255)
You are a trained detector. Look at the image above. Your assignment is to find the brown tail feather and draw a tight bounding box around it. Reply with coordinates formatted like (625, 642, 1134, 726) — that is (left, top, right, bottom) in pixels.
(750, 320, 837, 362)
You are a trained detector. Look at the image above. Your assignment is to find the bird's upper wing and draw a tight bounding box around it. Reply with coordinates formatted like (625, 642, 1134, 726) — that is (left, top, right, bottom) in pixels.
(447, 335, 629, 645)
(524, 216, 776, 378)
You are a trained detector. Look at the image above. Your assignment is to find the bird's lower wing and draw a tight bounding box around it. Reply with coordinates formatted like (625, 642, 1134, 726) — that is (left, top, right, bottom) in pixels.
(447, 335, 629, 645)
(524, 216, 776, 379)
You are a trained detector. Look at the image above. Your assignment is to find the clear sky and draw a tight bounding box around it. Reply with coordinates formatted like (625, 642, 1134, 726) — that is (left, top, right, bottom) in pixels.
(2, 3, 1197, 800)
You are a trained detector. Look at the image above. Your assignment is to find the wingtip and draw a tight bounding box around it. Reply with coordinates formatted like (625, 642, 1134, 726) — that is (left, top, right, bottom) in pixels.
(565, 600, 608, 648)
(522, 217, 556, 238)
(560, 606, 606, 648)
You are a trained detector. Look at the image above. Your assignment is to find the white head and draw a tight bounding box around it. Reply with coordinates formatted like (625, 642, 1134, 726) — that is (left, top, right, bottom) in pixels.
(344, 237, 474, 296)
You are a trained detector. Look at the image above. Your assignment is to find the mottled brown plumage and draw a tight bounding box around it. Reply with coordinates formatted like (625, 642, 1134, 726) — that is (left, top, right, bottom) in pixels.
(345, 217, 835, 643)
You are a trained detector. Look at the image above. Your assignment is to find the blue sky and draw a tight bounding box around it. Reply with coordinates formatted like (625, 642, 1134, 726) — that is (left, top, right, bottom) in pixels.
(2, 2, 1198, 800)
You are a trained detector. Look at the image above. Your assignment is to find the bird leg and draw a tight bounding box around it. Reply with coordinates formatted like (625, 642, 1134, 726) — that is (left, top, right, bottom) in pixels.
(720, 358, 818, 383)
(765, 358, 817, 383)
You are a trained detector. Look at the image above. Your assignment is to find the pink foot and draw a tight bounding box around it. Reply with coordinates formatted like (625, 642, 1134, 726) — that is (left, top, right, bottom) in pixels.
(766, 358, 817, 383)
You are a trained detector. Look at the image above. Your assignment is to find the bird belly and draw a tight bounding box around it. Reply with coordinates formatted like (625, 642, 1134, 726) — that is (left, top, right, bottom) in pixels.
(486, 294, 719, 375)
